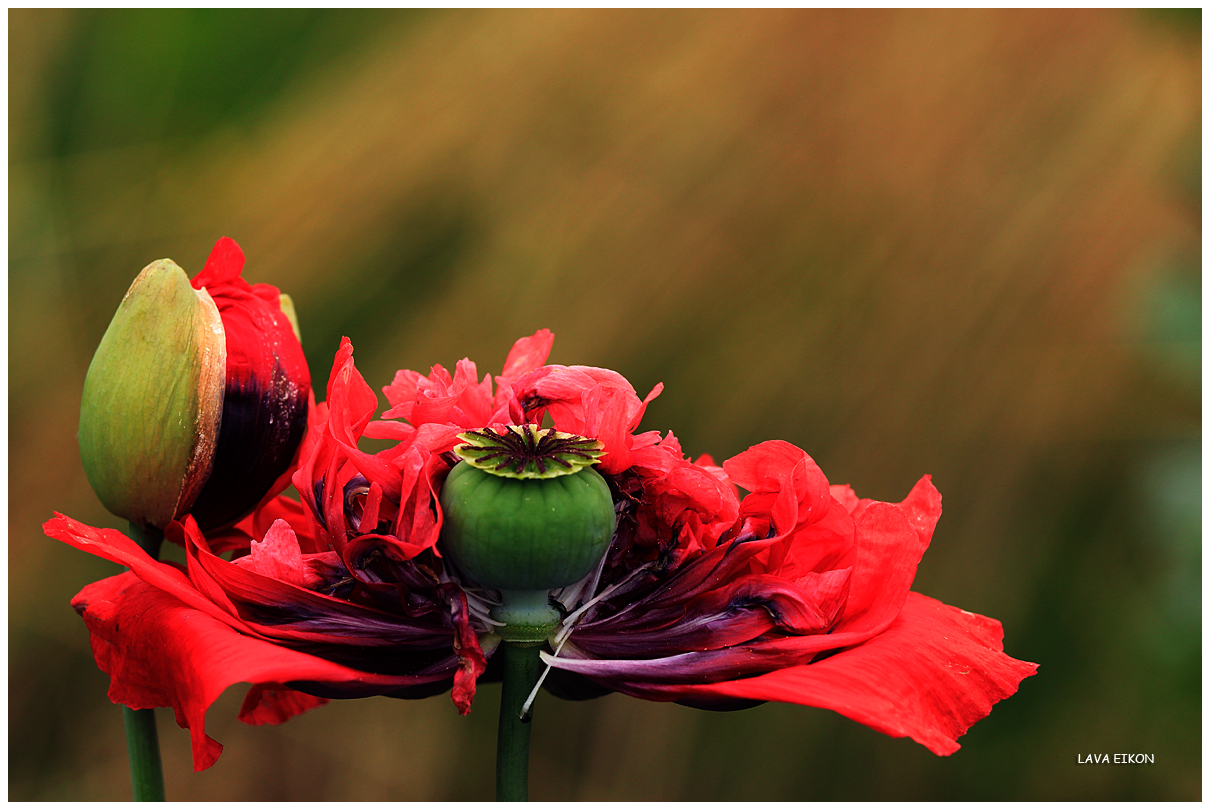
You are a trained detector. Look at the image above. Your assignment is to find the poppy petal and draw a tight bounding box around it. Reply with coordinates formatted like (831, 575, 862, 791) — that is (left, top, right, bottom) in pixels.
(191, 236, 245, 287)
(187, 237, 311, 531)
(671, 592, 1038, 755)
(71, 572, 452, 771)
(500, 328, 554, 379)
(46, 513, 242, 630)
(238, 683, 328, 725)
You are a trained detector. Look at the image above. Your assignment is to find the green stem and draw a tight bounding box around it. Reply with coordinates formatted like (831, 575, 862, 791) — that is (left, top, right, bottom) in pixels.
(496, 642, 544, 801)
(123, 522, 166, 802)
(122, 705, 165, 801)
(127, 521, 164, 560)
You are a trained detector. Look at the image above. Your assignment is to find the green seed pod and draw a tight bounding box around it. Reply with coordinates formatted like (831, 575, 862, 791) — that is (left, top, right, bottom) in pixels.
(439, 426, 616, 644)
(78, 259, 226, 529)
(441, 461, 615, 589)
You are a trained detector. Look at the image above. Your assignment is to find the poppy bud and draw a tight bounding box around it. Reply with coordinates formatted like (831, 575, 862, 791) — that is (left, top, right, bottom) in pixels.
(79, 238, 311, 531)
(439, 425, 616, 644)
(183, 238, 311, 530)
(78, 259, 226, 529)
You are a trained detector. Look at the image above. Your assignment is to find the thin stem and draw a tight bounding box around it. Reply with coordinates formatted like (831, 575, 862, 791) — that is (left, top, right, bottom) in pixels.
(124, 522, 166, 802)
(496, 642, 544, 801)
(127, 521, 164, 559)
(122, 705, 165, 801)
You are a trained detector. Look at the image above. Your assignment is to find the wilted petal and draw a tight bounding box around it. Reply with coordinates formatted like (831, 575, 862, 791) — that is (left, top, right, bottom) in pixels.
(186, 530, 451, 650)
(446, 585, 487, 714)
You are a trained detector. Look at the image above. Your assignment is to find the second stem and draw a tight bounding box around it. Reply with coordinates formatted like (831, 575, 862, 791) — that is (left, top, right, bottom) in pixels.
(496, 642, 544, 801)
(124, 522, 166, 802)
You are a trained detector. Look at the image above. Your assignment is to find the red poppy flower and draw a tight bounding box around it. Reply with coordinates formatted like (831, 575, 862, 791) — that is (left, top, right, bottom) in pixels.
(47, 330, 1035, 772)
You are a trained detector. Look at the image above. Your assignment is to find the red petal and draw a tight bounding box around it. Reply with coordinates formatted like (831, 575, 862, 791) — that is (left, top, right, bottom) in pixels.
(391, 357, 494, 428)
(326, 337, 378, 440)
(631, 382, 663, 432)
(678, 592, 1038, 755)
(775, 501, 856, 578)
(324, 338, 402, 491)
(500, 328, 554, 378)
(191, 236, 246, 289)
(71, 572, 440, 771)
(829, 484, 860, 514)
(46, 514, 242, 630)
(249, 495, 320, 554)
(238, 683, 328, 725)
(724, 440, 832, 531)
(832, 483, 935, 636)
(514, 364, 642, 453)
(453, 358, 494, 426)
(413, 422, 467, 454)
(233, 519, 315, 589)
(348, 443, 446, 560)
(381, 368, 423, 412)
(898, 474, 943, 544)
(361, 419, 416, 441)
(625, 439, 741, 553)
(583, 383, 638, 474)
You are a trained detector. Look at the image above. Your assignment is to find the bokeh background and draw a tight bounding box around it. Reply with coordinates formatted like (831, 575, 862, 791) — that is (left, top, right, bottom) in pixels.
(9, 8, 1200, 801)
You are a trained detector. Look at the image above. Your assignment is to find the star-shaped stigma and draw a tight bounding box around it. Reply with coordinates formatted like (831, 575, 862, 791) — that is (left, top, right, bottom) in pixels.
(453, 425, 605, 479)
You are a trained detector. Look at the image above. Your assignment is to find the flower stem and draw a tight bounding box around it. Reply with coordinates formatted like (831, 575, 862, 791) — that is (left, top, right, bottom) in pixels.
(496, 641, 544, 801)
(123, 522, 166, 802)
(122, 705, 165, 801)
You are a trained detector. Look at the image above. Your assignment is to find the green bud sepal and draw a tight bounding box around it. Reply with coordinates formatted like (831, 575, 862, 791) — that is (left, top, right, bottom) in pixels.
(78, 259, 226, 529)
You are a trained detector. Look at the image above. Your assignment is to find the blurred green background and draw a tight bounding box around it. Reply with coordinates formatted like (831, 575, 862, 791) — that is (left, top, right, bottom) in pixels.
(9, 9, 1200, 800)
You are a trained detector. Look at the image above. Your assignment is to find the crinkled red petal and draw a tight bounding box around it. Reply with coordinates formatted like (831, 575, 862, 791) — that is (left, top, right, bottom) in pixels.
(500, 328, 554, 379)
(725, 440, 833, 533)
